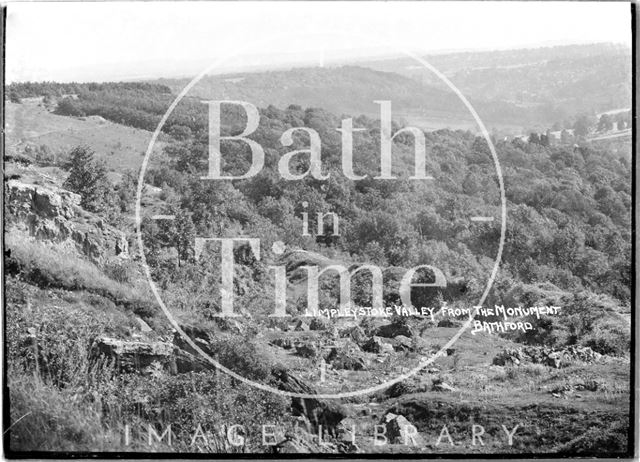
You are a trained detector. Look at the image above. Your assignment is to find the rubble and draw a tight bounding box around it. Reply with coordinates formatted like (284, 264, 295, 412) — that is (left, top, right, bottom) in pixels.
(493, 345, 603, 368)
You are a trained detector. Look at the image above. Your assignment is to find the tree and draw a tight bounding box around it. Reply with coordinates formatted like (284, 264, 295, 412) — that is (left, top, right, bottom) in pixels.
(8, 90, 21, 103)
(560, 129, 572, 144)
(63, 146, 110, 212)
(573, 115, 595, 137)
(539, 133, 550, 147)
(597, 114, 613, 133)
(168, 124, 192, 141)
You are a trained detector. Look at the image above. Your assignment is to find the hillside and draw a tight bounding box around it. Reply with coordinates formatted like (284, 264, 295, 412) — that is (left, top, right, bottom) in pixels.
(3, 84, 632, 454)
(5, 99, 165, 174)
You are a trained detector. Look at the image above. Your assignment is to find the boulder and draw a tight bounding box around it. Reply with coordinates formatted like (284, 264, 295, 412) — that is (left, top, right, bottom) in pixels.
(437, 318, 461, 328)
(380, 413, 422, 445)
(309, 317, 332, 331)
(293, 319, 310, 332)
(336, 417, 358, 442)
(393, 335, 414, 352)
(135, 317, 153, 333)
(270, 337, 295, 349)
(325, 341, 367, 370)
(362, 336, 394, 354)
(384, 380, 428, 398)
(432, 381, 456, 392)
(271, 366, 348, 431)
(91, 337, 175, 373)
(296, 341, 319, 359)
(375, 321, 412, 338)
(339, 325, 368, 345)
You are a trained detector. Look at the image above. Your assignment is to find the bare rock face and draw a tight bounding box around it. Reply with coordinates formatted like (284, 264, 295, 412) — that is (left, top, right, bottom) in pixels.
(6, 179, 80, 219)
(6, 179, 129, 262)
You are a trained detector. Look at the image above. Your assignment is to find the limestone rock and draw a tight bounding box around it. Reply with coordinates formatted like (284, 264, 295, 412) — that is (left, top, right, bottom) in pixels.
(91, 336, 175, 373)
(6, 179, 129, 262)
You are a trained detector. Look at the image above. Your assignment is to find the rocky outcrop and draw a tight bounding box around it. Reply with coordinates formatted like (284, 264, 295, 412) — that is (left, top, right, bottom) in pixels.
(6, 179, 129, 262)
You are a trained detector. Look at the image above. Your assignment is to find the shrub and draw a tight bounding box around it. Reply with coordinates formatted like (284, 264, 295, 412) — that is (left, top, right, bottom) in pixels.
(582, 321, 630, 356)
(103, 258, 138, 285)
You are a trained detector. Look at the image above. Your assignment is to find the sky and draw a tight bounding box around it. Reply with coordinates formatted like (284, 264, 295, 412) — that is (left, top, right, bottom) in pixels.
(5, 1, 633, 83)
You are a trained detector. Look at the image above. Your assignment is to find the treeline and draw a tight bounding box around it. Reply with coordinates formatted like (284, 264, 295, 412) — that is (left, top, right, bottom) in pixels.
(6, 81, 171, 104)
(53, 86, 207, 134)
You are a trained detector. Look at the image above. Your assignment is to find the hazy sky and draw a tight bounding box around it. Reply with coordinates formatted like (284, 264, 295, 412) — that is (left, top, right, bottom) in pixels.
(6, 1, 632, 83)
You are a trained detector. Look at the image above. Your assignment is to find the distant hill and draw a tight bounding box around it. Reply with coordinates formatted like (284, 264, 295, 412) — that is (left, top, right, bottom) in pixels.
(148, 43, 630, 132)
(155, 65, 471, 123)
(361, 43, 632, 126)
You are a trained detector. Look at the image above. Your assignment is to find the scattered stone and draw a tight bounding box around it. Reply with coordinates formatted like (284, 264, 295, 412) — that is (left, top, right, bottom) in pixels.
(493, 345, 602, 369)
